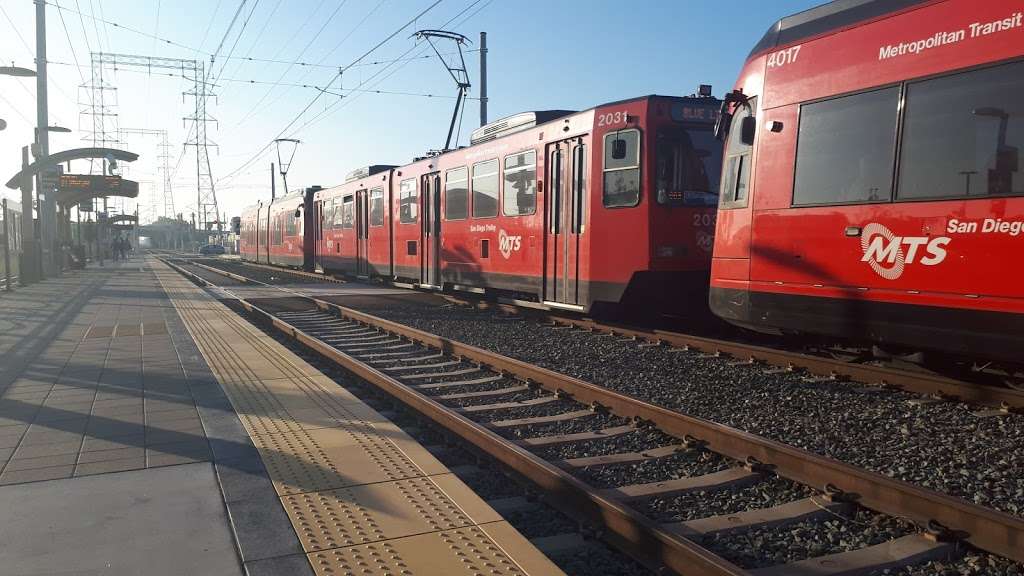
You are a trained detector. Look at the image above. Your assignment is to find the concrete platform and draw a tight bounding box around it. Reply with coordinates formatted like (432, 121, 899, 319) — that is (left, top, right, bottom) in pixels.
(0, 257, 564, 576)
(0, 260, 309, 575)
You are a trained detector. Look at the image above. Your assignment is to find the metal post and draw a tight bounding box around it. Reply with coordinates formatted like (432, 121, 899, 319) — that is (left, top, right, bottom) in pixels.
(479, 31, 488, 126)
(271, 162, 276, 200)
(2, 199, 11, 292)
(18, 146, 38, 285)
(35, 0, 56, 277)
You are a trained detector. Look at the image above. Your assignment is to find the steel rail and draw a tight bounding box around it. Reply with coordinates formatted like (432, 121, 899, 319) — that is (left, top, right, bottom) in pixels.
(309, 299, 1024, 565)
(543, 316, 1024, 411)
(162, 257, 1024, 566)
(158, 257, 747, 576)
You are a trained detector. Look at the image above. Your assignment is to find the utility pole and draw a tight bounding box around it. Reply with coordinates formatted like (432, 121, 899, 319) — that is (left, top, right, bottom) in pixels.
(35, 0, 56, 277)
(270, 162, 276, 200)
(479, 32, 487, 126)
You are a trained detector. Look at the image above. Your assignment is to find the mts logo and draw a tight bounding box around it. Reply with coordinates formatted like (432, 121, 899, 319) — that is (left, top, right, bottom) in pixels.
(498, 229, 522, 259)
(859, 223, 950, 280)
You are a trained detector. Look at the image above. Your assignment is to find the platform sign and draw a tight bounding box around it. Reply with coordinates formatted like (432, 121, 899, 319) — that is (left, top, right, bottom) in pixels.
(40, 166, 62, 193)
(78, 200, 93, 212)
(59, 174, 124, 195)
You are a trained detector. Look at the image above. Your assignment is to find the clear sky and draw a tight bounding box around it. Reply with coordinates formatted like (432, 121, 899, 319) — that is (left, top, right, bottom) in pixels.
(0, 0, 821, 223)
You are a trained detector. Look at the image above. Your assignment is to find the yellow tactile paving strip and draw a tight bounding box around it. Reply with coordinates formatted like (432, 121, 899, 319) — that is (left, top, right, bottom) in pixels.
(152, 259, 564, 576)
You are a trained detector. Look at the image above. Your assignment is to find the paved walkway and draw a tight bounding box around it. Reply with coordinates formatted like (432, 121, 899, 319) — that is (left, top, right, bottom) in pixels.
(0, 257, 563, 576)
(0, 259, 303, 575)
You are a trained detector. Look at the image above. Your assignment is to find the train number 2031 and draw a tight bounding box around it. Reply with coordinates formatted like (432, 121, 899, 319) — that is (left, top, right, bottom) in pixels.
(597, 111, 629, 127)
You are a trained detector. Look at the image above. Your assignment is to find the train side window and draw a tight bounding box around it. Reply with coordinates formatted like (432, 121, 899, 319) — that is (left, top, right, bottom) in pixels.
(445, 167, 468, 220)
(341, 196, 354, 229)
(572, 144, 587, 232)
(603, 129, 640, 207)
(472, 159, 499, 218)
(502, 151, 537, 216)
(399, 178, 418, 224)
(369, 188, 384, 226)
(794, 88, 898, 206)
(720, 97, 756, 209)
(898, 60, 1024, 200)
(285, 211, 296, 236)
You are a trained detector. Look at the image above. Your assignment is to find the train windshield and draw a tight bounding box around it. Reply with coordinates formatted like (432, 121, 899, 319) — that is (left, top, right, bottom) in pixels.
(655, 127, 721, 206)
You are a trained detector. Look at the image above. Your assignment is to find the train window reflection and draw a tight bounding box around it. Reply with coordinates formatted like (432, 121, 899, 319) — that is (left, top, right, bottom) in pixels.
(603, 129, 640, 207)
(720, 98, 756, 209)
(794, 87, 898, 206)
(657, 128, 721, 206)
(341, 196, 354, 229)
(899, 60, 1023, 200)
(502, 151, 537, 216)
(399, 178, 418, 224)
(472, 159, 499, 218)
(445, 167, 468, 220)
(369, 188, 384, 226)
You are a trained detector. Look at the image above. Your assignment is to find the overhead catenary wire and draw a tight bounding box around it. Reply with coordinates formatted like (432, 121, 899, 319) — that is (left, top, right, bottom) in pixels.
(46, 0, 211, 55)
(216, 0, 445, 186)
(220, 0, 489, 190)
(280, 0, 491, 144)
(231, 0, 347, 128)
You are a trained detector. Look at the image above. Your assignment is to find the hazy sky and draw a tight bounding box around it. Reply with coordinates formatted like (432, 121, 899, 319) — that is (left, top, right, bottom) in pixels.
(0, 0, 821, 223)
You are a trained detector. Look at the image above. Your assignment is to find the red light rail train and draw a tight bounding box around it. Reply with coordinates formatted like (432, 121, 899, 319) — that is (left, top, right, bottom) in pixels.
(239, 94, 723, 315)
(710, 0, 1024, 363)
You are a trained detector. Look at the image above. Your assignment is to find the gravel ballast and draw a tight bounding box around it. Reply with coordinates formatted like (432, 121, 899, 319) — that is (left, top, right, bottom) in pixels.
(344, 299, 1024, 518)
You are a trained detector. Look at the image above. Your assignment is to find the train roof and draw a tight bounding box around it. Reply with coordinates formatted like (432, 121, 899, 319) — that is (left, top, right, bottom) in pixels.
(750, 0, 931, 58)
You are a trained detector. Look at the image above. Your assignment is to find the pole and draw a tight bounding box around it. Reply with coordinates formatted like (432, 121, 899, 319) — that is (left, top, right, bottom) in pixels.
(18, 146, 37, 285)
(271, 162, 276, 200)
(2, 199, 11, 292)
(479, 31, 488, 126)
(35, 0, 55, 278)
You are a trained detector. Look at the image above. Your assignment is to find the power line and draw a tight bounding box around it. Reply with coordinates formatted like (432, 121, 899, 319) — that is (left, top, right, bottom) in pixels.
(215, 0, 282, 91)
(46, 0, 209, 54)
(209, 0, 261, 86)
(231, 0, 342, 127)
(217, 0, 444, 186)
(282, 0, 490, 142)
(240, 0, 384, 120)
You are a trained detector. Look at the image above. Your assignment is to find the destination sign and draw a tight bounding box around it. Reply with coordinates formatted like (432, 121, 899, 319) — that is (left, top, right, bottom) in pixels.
(59, 174, 124, 194)
(670, 102, 720, 124)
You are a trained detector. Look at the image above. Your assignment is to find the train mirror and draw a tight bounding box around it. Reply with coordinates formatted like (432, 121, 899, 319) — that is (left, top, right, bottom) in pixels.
(294, 208, 301, 218)
(740, 116, 756, 146)
(611, 138, 628, 160)
(714, 107, 732, 141)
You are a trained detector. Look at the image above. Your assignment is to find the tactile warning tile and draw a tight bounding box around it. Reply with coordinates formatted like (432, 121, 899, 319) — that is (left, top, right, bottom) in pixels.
(250, 420, 448, 495)
(306, 523, 554, 576)
(285, 474, 501, 552)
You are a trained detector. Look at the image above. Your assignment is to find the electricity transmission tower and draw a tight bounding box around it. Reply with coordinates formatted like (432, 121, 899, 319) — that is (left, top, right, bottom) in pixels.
(118, 127, 174, 220)
(85, 53, 220, 231)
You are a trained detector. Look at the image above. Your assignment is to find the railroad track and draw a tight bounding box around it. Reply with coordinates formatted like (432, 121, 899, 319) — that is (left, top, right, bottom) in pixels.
(161, 256, 1023, 576)
(180, 253, 1024, 413)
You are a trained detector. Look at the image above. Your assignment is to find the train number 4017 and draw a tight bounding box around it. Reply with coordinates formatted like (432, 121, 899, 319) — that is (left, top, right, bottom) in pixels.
(767, 45, 801, 68)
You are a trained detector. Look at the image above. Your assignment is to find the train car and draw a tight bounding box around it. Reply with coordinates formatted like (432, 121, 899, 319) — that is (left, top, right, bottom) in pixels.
(354, 95, 722, 314)
(312, 166, 396, 277)
(0, 196, 22, 286)
(238, 202, 264, 263)
(266, 190, 307, 268)
(710, 0, 1024, 362)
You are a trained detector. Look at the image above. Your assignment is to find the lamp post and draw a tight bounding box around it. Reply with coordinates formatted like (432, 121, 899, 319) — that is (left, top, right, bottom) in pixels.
(0, 65, 38, 283)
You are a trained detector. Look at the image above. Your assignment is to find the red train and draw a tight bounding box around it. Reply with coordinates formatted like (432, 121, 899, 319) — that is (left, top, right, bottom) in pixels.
(710, 0, 1024, 362)
(239, 94, 723, 313)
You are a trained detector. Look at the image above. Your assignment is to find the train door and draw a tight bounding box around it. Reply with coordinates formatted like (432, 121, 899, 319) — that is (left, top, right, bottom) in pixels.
(355, 189, 370, 276)
(313, 199, 326, 272)
(420, 173, 441, 287)
(544, 138, 587, 307)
